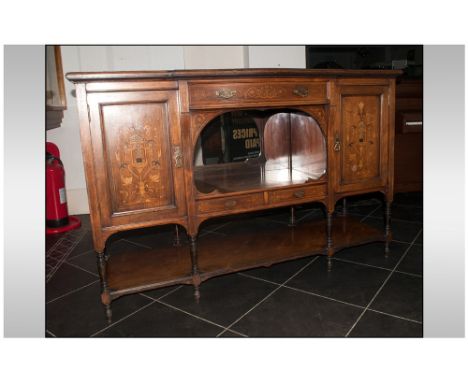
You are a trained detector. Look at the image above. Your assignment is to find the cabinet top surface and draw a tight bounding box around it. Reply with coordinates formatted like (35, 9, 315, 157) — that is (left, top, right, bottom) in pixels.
(66, 68, 402, 83)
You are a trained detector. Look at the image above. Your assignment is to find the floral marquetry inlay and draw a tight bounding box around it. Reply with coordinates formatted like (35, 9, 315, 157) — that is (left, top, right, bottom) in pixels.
(341, 96, 381, 183)
(102, 102, 174, 213)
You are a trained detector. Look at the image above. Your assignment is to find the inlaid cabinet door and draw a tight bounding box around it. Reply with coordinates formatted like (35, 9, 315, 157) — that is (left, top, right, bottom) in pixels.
(86, 90, 186, 228)
(334, 85, 390, 193)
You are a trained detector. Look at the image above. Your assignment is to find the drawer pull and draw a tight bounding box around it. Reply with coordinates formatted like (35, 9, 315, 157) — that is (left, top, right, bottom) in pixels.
(224, 200, 237, 208)
(293, 86, 309, 97)
(215, 89, 237, 99)
(293, 190, 305, 198)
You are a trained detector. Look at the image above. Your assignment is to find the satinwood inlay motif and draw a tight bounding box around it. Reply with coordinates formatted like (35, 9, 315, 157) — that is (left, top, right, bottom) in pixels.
(117, 124, 163, 203)
(245, 85, 287, 99)
(341, 96, 380, 183)
(300, 106, 327, 131)
(102, 103, 174, 213)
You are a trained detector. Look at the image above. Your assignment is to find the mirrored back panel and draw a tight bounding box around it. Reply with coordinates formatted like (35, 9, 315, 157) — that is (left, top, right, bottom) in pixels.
(194, 109, 326, 194)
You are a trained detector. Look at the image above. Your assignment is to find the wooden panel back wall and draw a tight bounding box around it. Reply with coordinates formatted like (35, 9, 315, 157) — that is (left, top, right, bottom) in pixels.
(46, 46, 306, 214)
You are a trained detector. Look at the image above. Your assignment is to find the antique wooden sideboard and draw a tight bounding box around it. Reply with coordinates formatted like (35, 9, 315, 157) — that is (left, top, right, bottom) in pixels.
(67, 69, 400, 322)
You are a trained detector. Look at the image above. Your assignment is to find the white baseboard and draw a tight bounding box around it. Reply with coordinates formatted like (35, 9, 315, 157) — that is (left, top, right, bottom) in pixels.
(66, 188, 89, 215)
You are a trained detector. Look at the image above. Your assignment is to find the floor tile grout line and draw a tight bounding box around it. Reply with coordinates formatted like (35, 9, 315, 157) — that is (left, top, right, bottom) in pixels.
(393, 269, 423, 278)
(64, 260, 100, 277)
(359, 205, 382, 222)
(239, 267, 423, 316)
(200, 229, 227, 238)
(366, 308, 423, 325)
(333, 257, 423, 278)
(89, 300, 158, 337)
(392, 239, 423, 246)
(156, 285, 185, 300)
(120, 238, 153, 250)
(46, 329, 57, 337)
(280, 284, 367, 310)
(139, 285, 184, 302)
(239, 272, 368, 310)
(46, 230, 88, 255)
(332, 257, 398, 273)
(139, 288, 249, 337)
(200, 221, 233, 235)
(296, 209, 326, 223)
(155, 299, 248, 337)
(378, 216, 423, 224)
(46, 229, 89, 282)
(216, 328, 249, 338)
(46, 229, 86, 256)
(67, 249, 96, 261)
(237, 272, 283, 287)
(344, 228, 423, 337)
(364, 215, 423, 225)
(46, 279, 100, 305)
(216, 256, 319, 337)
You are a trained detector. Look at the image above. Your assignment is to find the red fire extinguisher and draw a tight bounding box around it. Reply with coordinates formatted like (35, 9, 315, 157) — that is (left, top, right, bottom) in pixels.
(46, 142, 81, 235)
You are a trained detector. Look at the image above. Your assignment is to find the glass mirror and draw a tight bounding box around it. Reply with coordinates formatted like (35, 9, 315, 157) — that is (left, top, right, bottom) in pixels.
(194, 109, 326, 194)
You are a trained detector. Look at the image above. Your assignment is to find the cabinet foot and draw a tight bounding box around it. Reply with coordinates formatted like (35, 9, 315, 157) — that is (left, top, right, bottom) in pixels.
(384, 200, 392, 256)
(173, 225, 181, 247)
(189, 235, 201, 301)
(342, 198, 348, 217)
(101, 290, 112, 323)
(97, 250, 112, 322)
(194, 284, 201, 302)
(105, 304, 112, 324)
(326, 211, 333, 271)
(97, 251, 108, 292)
(327, 256, 333, 272)
(288, 206, 296, 227)
(326, 211, 333, 253)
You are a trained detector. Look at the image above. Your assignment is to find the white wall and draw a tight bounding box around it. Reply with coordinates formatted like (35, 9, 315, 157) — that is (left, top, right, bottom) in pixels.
(183, 46, 248, 69)
(46, 45, 305, 214)
(248, 46, 306, 68)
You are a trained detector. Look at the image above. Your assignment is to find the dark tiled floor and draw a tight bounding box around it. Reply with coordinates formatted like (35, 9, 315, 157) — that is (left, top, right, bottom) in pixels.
(46, 193, 423, 337)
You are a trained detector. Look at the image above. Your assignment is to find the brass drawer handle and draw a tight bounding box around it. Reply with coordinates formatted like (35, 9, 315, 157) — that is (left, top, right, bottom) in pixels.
(293, 190, 305, 198)
(334, 136, 341, 152)
(215, 89, 237, 99)
(173, 146, 183, 168)
(293, 86, 309, 97)
(224, 200, 237, 208)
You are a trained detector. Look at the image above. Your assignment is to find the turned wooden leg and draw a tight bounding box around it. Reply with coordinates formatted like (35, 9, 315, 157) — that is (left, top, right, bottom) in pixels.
(97, 250, 112, 323)
(326, 211, 333, 271)
(288, 206, 296, 227)
(342, 198, 348, 217)
(384, 200, 392, 256)
(173, 224, 181, 247)
(189, 235, 201, 302)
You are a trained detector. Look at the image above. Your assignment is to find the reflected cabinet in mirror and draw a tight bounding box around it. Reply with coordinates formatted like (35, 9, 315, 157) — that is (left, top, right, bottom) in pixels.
(194, 109, 326, 194)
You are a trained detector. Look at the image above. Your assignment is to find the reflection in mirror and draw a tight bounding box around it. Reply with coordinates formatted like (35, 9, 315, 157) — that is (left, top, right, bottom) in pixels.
(199, 111, 261, 165)
(194, 109, 326, 194)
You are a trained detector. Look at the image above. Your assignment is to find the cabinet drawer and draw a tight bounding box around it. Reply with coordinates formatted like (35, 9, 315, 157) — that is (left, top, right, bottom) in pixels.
(197, 193, 264, 214)
(269, 185, 326, 205)
(188, 81, 327, 109)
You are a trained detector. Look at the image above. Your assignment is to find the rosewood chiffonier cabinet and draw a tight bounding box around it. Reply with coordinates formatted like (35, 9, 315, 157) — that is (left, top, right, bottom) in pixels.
(67, 69, 400, 322)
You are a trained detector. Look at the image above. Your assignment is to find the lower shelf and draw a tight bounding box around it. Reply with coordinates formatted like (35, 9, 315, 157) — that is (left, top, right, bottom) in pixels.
(107, 215, 385, 300)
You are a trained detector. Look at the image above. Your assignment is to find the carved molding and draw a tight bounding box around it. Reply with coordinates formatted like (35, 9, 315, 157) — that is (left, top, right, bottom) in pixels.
(191, 111, 223, 143)
(298, 105, 327, 130)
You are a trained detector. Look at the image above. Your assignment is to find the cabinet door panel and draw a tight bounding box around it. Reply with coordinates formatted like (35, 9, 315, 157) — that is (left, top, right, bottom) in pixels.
(336, 85, 389, 193)
(86, 90, 185, 227)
